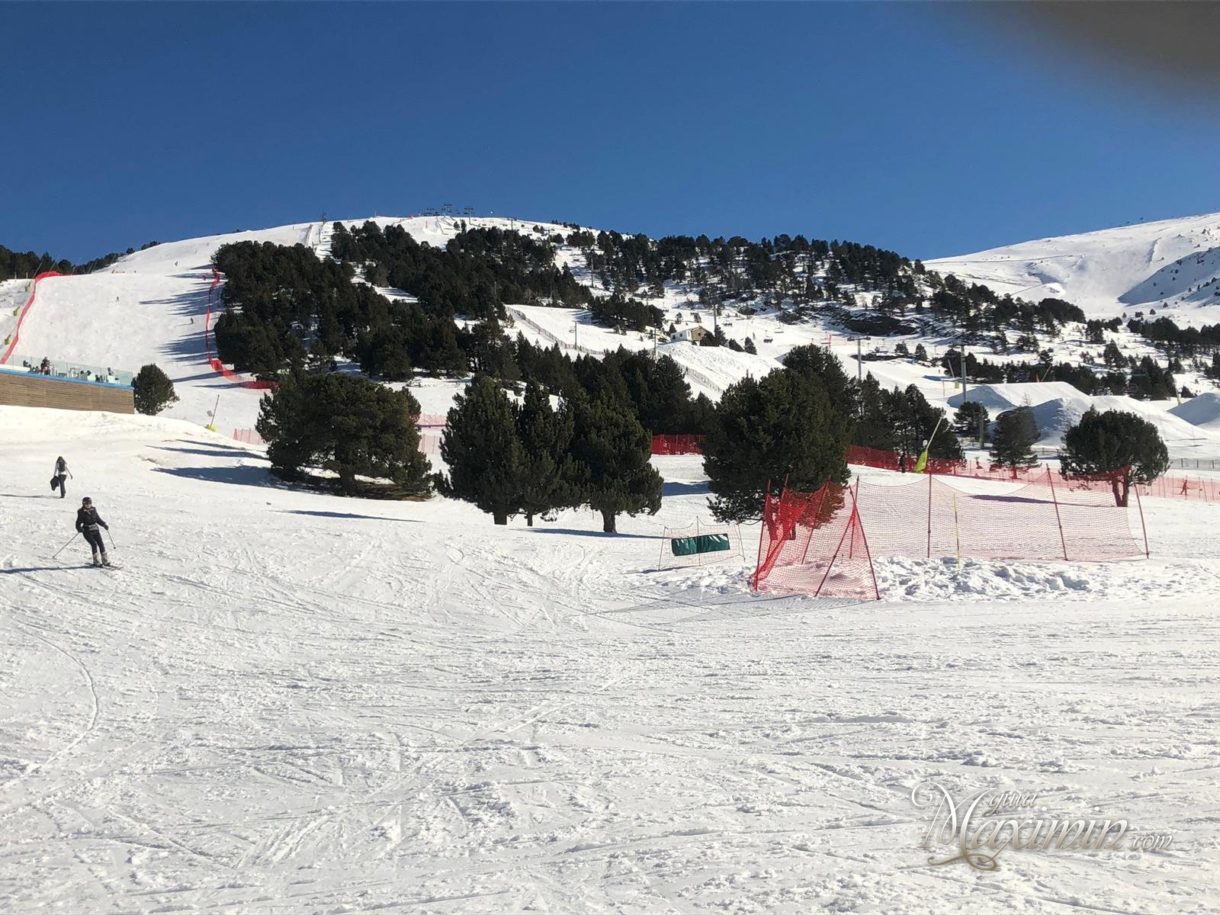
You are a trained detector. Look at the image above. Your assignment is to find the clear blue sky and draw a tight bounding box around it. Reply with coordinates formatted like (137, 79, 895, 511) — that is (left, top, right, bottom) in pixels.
(2, 2, 1218, 263)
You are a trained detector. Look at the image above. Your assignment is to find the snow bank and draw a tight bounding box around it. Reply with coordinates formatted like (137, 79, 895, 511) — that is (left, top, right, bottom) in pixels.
(1170, 391, 1220, 430)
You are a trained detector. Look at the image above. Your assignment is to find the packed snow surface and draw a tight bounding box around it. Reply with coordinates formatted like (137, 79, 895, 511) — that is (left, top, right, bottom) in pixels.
(2, 405, 1218, 913)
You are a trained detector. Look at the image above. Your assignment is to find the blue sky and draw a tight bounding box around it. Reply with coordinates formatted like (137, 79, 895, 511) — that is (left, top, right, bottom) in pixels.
(2, 2, 1218, 262)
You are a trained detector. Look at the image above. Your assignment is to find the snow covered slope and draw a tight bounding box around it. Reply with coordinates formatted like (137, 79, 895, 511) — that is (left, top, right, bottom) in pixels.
(928, 211, 1220, 323)
(2, 404, 1219, 913)
(10, 211, 1220, 454)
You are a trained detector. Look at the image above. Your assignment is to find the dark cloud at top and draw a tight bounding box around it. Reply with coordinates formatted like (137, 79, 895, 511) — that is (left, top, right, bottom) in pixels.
(967, 1, 1220, 96)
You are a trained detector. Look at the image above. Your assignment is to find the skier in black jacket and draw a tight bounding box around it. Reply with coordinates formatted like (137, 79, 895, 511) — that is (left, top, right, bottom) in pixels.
(52, 456, 72, 498)
(75, 497, 110, 567)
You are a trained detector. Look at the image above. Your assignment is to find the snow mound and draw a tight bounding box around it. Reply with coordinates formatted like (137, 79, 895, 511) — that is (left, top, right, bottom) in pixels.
(946, 381, 1090, 415)
(1170, 392, 1220, 430)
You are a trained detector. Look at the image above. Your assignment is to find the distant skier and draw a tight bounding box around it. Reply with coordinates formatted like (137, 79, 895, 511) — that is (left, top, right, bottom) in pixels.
(75, 497, 111, 567)
(898, 451, 909, 474)
(51, 456, 72, 498)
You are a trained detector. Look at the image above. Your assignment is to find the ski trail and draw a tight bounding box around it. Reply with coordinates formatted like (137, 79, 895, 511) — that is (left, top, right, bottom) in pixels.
(0, 612, 100, 815)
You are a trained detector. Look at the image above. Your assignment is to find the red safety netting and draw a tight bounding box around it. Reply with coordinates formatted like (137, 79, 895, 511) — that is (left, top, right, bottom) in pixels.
(754, 483, 880, 600)
(652, 434, 705, 455)
(852, 469, 1146, 563)
(232, 428, 266, 446)
(753, 468, 1147, 599)
(1, 272, 64, 365)
(846, 444, 1218, 504)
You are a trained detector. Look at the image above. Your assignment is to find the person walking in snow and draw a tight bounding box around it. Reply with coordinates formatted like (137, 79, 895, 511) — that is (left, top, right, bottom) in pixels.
(75, 497, 111, 567)
(52, 456, 72, 498)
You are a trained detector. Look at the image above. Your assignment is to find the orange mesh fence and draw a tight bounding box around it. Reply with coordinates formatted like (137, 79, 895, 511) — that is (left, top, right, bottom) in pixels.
(0, 272, 63, 365)
(754, 484, 880, 600)
(852, 470, 1144, 563)
(846, 444, 1219, 503)
(753, 468, 1146, 599)
(232, 428, 266, 445)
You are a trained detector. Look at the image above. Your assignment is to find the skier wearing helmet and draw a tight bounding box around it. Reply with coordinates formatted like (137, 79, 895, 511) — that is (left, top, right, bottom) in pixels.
(75, 497, 110, 567)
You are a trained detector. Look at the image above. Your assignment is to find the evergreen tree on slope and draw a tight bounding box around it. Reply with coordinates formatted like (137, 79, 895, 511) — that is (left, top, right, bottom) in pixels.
(257, 371, 430, 495)
(517, 382, 579, 527)
(989, 406, 1040, 476)
(569, 395, 663, 533)
(704, 368, 850, 523)
(440, 375, 528, 524)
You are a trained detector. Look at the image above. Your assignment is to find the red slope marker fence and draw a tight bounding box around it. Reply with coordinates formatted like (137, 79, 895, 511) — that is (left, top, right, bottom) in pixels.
(1, 272, 64, 364)
(204, 267, 275, 391)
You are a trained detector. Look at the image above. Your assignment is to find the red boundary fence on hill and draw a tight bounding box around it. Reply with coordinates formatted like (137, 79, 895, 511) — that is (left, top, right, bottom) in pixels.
(204, 268, 276, 391)
(652, 434, 704, 455)
(1, 272, 64, 364)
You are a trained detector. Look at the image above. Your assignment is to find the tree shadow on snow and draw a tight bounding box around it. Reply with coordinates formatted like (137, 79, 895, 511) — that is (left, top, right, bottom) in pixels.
(155, 445, 264, 459)
(528, 528, 664, 540)
(152, 465, 281, 489)
(662, 480, 710, 497)
(174, 437, 256, 450)
(277, 509, 420, 523)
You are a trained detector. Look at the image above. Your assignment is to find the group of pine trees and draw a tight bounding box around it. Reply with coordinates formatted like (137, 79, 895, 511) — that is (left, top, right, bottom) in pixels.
(256, 370, 432, 496)
(440, 377, 661, 532)
(331, 222, 592, 319)
(210, 220, 1142, 404)
(212, 240, 466, 379)
(0, 241, 158, 282)
(701, 345, 964, 522)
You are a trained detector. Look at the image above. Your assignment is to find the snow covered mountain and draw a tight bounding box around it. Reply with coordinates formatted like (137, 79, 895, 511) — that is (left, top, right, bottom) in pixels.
(8, 211, 1220, 459)
(927, 211, 1220, 323)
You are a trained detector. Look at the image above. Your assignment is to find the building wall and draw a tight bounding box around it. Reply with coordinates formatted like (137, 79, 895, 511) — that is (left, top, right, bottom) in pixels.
(0, 372, 135, 414)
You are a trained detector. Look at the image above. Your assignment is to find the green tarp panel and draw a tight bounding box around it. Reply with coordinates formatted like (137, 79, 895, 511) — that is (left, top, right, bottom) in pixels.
(670, 533, 732, 557)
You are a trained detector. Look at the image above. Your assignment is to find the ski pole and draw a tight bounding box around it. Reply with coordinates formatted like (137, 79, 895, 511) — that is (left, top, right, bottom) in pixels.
(52, 532, 79, 559)
(107, 530, 116, 551)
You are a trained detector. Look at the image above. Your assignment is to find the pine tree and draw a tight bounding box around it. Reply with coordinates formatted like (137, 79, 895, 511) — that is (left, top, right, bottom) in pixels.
(989, 406, 1040, 476)
(704, 368, 850, 522)
(439, 375, 528, 524)
(257, 371, 431, 495)
(569, 395, 663, 533)
(132, 363, 178, 415)
(953, 401, 990, 441)
(516, 383, 578, 526)
(1060, 408, 1169, 506)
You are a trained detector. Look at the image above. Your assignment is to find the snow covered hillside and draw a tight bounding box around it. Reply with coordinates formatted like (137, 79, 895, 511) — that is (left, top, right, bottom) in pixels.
(2, 405, 1218, 912)
(8, 211, 1220, 458)
(928, 211, 1220, 323)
